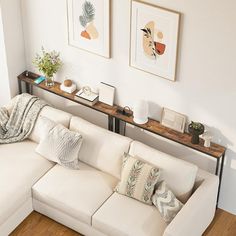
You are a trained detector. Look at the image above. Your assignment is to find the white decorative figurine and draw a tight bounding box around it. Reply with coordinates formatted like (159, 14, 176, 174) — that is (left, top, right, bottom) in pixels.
(201, 131, 213, 148)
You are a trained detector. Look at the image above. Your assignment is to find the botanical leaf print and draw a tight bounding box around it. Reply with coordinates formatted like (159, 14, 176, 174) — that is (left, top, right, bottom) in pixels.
(142, 167, 160, 202)
(79, 1, 99, 40)
(79, 1, 95, 28)
(115, 154, 160, 205)
(126, 160, 144, 197)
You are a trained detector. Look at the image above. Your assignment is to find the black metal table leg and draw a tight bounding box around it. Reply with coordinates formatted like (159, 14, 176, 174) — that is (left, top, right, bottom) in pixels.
(18, 79, 22, 94)
(216, 152, 226, 205)
(29, 84, 33, 95)
(115, 118, 120, 134)
(108, 115, 113, 131)
(25, 82, 31, 94)
(215, 158, 220, 175)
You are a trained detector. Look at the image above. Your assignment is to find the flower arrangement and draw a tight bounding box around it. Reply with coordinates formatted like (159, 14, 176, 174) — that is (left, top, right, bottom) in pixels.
(33, 47, 62, 86)
(188, 121, 205, 144)
(189, 121, 204, 131)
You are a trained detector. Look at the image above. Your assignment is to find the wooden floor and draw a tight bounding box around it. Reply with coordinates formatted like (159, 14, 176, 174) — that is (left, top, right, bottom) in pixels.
(10, 209, 236, 236)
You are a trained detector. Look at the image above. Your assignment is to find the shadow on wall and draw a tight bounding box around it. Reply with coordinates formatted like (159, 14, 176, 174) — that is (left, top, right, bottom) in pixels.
(205, 124, 233, 146)
(148, 101, 163, 121)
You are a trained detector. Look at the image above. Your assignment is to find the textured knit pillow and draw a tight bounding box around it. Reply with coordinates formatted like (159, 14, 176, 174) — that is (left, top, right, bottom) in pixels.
(152, 181, 183, 223)
(115, 153, 161, 205)
(36, 124, 83, 169)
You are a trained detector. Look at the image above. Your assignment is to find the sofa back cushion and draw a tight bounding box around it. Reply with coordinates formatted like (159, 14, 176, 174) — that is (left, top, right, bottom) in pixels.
(129, 141, 198, 203)
(29, 106, 72, 143)
(69, 116, 132, 179)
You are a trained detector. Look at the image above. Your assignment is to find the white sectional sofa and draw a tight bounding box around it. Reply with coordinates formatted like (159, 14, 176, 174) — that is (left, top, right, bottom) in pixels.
(0, 102, 219, 236)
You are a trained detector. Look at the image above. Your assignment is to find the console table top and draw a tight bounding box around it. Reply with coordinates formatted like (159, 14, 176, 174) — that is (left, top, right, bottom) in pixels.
(18, 71, 226, 159)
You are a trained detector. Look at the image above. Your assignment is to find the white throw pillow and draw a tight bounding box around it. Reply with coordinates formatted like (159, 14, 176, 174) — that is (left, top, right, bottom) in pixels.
(152, 181, 183, 223)
(36, 124, 83, 169)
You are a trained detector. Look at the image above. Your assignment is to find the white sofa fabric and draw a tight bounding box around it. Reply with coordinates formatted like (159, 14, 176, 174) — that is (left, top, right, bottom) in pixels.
(0, 140, 54, 235)
(0, 98, 219, 236)
(129, 141, 198, 203)
(92, 192, 167, 236)
(33, 162, 118, 225)
(69, 116, 132, 179)
(163, 169, 219, 236)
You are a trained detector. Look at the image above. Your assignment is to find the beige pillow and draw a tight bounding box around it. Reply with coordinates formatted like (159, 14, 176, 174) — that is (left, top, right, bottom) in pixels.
(115, 153, 161, 205)
(36, 124, 83, 169)
(152, 181, 183, 223)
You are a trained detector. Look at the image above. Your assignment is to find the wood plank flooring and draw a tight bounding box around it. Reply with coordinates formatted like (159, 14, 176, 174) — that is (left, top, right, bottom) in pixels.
(10, 209, 236, 236)
(10, 212, 80, 236)
(203, 209, 236, 236)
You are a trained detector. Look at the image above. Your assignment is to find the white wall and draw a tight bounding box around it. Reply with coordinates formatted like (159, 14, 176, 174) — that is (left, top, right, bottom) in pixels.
(0, 0, 26, 102)
(21, 0, 236, 214)
(0, 7, 11, 106)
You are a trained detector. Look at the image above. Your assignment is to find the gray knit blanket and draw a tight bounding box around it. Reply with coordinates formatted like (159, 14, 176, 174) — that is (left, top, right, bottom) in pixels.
(0, 93, 47, 144)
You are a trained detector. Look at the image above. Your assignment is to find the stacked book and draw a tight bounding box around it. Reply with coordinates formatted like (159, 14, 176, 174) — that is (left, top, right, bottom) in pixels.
(74, 89, 99, 106)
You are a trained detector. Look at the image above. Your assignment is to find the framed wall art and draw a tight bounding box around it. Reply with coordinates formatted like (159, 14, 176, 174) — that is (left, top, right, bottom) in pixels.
(161, 108, 186, 133)
(130, 0, 180, 81)
(67, 0, 110, 58)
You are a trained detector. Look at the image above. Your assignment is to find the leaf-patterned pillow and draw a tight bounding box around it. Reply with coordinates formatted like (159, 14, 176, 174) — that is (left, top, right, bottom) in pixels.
(115, 153, 161, 205)
(152, 181, 184, 223)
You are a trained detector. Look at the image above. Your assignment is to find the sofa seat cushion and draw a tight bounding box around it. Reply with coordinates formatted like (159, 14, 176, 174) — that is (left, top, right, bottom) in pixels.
(69, 116, 132, 179)
(32, 162, 118, 225)
(129, 141, 198, 203)
(93, 192, 167, 236)
(0, 140, 54, 225)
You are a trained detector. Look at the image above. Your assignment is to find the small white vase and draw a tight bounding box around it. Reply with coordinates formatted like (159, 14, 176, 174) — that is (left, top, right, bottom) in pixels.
(133, 100, 149, 125)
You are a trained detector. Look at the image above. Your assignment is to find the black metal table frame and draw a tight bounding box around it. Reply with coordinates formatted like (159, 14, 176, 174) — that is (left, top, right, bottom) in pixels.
(18, 78, 225, 207)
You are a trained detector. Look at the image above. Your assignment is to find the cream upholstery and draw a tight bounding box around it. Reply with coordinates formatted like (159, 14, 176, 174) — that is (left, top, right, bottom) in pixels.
(29, 106, 72, 143)
(69, 117, 132, 179)
(0, 198, 33, 236)
(1, 96, 219, 236)
(93, 192, 167, 236)
(0, 140, 54, 226)
(32, 162, 118, 225)
(164, 169, 219, 236)
(33, 200, 107, 236)
(129, 141, 198, 203)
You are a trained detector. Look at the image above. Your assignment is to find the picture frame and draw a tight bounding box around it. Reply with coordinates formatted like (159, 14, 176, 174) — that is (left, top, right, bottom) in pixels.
(99, 82, 115, 106)
(161, 108, 186, 133)
(130, 0, 180, 81)
(67, 0, 110, 58)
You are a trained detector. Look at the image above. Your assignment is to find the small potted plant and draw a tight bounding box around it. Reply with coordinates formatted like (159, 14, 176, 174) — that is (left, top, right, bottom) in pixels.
(188, 121, 205, 144)
(33, 47, 62, 87)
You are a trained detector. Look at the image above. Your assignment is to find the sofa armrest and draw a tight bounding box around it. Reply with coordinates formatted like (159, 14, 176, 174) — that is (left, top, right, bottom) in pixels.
(163, 169, 219, 236)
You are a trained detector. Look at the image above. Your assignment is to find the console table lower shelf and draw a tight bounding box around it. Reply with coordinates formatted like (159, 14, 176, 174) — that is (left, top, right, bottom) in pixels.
(17, 71, 226, 207)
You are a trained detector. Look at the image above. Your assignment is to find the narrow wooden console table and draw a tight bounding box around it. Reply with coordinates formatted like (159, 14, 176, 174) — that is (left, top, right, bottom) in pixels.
(18, 71, 226, 205)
